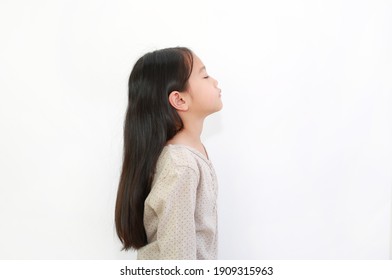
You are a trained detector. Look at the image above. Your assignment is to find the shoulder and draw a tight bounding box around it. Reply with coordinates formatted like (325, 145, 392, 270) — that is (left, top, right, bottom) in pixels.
(156, 144, 200, 173)
(147, 145, 201, 206)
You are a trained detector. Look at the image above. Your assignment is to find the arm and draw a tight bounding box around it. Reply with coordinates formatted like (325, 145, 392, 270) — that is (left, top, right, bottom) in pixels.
(152, 166, 199, 259)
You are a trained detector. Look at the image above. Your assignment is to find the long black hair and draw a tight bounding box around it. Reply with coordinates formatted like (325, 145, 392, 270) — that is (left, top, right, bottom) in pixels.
(115, 47, 193, 250)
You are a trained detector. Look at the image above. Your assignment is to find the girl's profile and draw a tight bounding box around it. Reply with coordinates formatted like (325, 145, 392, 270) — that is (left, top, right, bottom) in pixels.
(115, 47, 222, 259)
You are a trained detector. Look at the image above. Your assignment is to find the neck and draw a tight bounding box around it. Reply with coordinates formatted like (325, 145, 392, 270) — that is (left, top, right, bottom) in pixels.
(166, 116, 207, 156)
(182, 117, 204, 140)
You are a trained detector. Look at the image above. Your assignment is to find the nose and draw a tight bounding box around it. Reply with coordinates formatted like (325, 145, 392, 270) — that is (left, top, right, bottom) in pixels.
(213, 77, 218, 87)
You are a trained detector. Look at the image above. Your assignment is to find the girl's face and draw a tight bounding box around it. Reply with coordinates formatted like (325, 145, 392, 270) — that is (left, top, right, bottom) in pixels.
(185, 54, 222, 117)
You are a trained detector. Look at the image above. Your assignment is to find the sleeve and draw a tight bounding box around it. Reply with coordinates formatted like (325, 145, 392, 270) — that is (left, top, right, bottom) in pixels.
(150, 165, 199, 259)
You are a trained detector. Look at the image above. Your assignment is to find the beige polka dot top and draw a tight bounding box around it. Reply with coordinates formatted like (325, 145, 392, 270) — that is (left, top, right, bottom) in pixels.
(137, 144, 218, 260)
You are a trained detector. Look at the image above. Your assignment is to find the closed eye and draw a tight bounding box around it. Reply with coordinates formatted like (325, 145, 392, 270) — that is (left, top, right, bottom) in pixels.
(203, 76, 209, 79)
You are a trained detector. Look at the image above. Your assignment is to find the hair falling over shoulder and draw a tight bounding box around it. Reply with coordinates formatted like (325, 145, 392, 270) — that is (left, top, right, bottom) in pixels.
(115, 47, 193, 250)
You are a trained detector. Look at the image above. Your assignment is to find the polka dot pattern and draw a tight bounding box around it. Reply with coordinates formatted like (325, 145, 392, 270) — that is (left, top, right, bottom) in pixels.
(137, 144, 218, 260)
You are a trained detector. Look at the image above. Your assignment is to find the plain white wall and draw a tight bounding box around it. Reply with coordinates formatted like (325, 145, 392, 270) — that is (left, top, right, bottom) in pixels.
(0, 0, 391, 259)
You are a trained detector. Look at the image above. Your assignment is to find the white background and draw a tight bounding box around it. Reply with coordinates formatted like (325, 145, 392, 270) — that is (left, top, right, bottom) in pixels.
(0, 0, 391, 259)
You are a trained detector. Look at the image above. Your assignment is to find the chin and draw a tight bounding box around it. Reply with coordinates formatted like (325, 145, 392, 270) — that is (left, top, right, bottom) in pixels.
(217, 101, 223, 111)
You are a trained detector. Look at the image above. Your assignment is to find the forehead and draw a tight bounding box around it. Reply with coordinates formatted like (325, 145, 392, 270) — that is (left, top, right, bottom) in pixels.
(191, 54, 205, 71)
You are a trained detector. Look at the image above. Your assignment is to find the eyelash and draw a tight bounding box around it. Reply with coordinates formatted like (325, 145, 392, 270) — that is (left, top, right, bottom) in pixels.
(203, 76, 209, 79)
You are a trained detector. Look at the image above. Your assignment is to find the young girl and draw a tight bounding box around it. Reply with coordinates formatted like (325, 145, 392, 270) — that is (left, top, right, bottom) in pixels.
(115, 47, 222, 259)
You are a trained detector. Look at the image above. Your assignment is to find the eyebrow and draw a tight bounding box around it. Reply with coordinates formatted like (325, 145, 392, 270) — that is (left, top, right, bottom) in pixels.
(199, 66, 206, 73)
